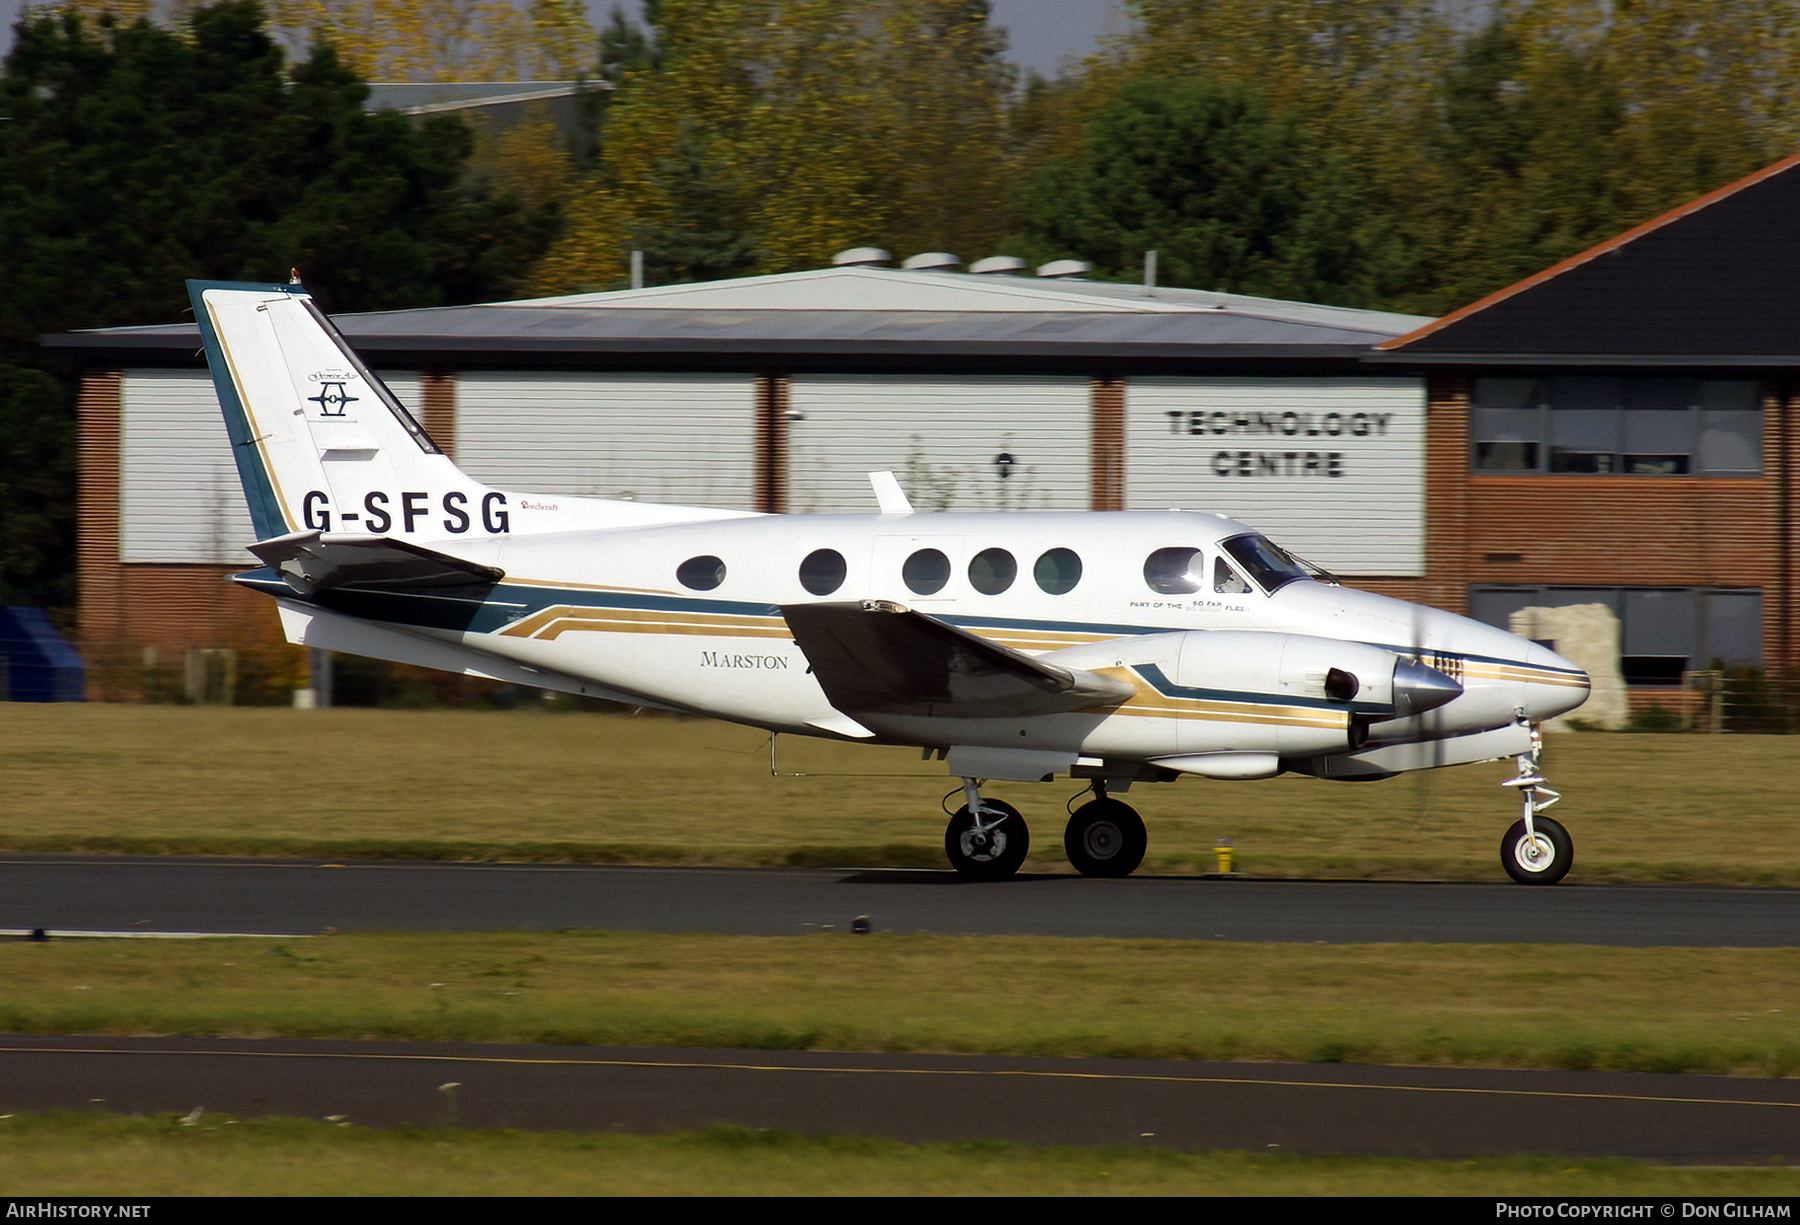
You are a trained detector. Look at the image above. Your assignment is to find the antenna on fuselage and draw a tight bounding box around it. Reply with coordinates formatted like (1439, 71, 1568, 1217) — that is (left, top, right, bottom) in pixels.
(868, 471, 914, 515)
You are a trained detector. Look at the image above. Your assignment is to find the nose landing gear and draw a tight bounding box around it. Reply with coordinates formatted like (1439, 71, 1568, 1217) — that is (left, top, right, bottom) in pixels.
(1499, 717, 1572, 885)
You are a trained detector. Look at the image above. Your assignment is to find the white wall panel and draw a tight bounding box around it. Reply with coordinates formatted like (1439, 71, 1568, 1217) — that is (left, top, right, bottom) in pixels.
(1125, 377, 1426, 575)
(120, 369, 421, 562)
(454, 372, 758, 511)
(787, 375, 1090, 513)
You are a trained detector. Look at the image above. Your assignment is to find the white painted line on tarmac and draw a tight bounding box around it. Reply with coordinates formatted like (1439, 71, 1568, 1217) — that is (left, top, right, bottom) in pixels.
(0, 929, 312, 940)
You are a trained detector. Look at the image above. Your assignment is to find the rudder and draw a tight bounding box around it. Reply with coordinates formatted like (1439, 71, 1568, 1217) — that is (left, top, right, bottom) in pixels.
(188, 280, 503, 546)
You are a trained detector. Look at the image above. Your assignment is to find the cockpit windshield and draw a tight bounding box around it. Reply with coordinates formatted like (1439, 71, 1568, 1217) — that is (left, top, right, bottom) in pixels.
(1220, 534, 1314, 594)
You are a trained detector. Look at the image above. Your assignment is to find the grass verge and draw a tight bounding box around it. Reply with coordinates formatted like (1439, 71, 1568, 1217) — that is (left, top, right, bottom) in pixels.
(4, 705, 1800, 885)
(4, 932, 1797, 1075)
(2, 1113, 1797, 1197)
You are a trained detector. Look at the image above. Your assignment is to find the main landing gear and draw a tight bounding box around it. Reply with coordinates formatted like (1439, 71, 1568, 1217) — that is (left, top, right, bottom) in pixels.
(943, 779, 1146, 880)
(1064, 791, 1147, 878)
(944, 779, 1030, 881)
(1499, 717, 1572, 885)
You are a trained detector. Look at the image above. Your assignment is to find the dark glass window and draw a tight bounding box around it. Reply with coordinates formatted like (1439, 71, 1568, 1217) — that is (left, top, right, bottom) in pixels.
(1214, 556, 1251, 594)
(676, 555, 726, 591)
(968, 548, 1017, 595)
(1033, 548, 1082, 594)
(1221, 534, 1310, 593)
(1468, 585, 1762, 685)
(903, 548, 951, 595)
(1144, 547, 1204, 594)
(1471, 377, 1760, 476)
(798, 548, 846, 596)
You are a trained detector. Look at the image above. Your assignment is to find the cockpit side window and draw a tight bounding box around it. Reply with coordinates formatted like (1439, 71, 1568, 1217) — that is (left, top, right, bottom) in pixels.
(1220, 534, 1310, 593)
(1213, 556, 1251, 595)
(1144, 547, 1204, 594)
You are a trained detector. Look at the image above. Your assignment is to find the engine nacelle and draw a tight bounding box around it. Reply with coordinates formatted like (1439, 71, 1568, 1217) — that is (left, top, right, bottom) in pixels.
(1045, 630, 1460, 760)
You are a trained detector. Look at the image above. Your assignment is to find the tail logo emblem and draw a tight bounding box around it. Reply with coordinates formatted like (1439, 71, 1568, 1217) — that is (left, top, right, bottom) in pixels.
(308, 382, 358, 417)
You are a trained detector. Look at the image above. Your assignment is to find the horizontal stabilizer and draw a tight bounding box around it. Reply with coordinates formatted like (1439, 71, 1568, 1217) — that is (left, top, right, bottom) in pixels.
(781, 600, 1135, 720)
(247, 530, 503, 597)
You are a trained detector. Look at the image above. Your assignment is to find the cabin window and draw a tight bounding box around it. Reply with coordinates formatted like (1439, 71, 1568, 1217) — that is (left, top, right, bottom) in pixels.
(1034, 548, 1082, 594)
(799, 548, 847, 596)
(903, 548, 951, 595)
(1470, 377, 1762, 476)
(1144, 547, 1204, 594)
(1214, 557, 1251, 594)
(677, 555, 726, 591)
(968, 548, 1017, 595)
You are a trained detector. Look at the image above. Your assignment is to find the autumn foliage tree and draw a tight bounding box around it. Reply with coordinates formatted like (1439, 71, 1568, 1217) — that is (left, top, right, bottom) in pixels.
(45, 0, 597, 80)
(1016, 0, 1797, 313)
(530, 0, 1015, 291)
(0, 1, 561, 604)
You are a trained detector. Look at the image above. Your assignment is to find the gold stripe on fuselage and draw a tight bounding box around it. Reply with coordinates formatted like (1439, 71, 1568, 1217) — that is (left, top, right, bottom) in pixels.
(500, 606, 791, 641)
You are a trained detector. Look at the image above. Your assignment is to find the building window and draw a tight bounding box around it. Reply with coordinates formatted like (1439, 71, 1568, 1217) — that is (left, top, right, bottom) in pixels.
(1468, 586, 1761, 685)
(1470, 377, 1761, 476)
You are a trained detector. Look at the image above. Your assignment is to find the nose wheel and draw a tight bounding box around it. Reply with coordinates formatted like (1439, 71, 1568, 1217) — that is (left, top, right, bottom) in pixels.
(1063, 798, 1147, 878)
(1501, 814, 1572, 885)
(1498, 716, 1573, 885)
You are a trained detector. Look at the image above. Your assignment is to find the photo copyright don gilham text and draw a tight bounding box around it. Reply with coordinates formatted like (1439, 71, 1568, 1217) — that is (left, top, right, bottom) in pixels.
(1494, 1205, 1791, 1219)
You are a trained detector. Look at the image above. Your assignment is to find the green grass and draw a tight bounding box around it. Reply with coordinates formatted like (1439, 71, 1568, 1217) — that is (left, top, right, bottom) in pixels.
(4, 932, 1797, 1074)
(2, 704, 1799, 884)
(1, 1113, 1795, 1197)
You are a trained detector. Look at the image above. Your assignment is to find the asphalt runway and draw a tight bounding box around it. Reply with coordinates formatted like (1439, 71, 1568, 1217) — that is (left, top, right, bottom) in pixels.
(4, 856, 1795, 1158)
(1, 855, 1796, 945)
(3, 1036, 1797, 1160)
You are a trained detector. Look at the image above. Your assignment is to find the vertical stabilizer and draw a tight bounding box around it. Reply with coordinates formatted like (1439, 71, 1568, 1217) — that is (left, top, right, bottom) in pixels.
(189, 280, 504, 545)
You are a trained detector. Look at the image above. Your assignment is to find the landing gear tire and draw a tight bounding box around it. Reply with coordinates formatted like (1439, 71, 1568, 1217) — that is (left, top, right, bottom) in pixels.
(945, 800, 1030, 881)
(1501, 815, 1573, 885)
(1063, 799, 1147, 878)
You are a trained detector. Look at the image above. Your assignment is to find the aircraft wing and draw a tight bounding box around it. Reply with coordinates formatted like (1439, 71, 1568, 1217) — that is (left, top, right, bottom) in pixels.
(781, 600, 1134, 719)
(246, 529, 504, 596)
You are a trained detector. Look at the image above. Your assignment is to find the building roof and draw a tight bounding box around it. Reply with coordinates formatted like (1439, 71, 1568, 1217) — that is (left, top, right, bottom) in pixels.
(46, 267, 1430, 370)
(1376, 151, 1800, 366)
(362, 81, 594, 115)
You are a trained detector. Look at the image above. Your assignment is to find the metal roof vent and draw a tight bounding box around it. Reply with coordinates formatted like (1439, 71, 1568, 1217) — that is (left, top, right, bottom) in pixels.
(901, 251, 960, 271)
(1036, 259, 1091, 279)
(968, 255, 1029, 276)
(831, 247, 892, 267)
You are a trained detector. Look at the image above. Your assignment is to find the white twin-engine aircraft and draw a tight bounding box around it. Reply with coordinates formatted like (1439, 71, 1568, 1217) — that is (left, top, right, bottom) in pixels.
(192, 280, 1592, 884)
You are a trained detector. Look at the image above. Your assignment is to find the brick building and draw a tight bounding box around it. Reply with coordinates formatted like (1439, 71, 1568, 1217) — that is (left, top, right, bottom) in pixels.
(48, 152, 1800, 708)
(1370, 151, 1800, 698)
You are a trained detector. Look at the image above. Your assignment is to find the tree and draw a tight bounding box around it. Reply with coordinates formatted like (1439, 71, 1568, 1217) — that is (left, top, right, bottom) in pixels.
(0, 1, 560, 606)
(626, 123, 764, 283)
(47, 0, 598, 81)
(529, 0, 1016, 292)
(1012, 78, 1373, 303)
(1395, 6, 1779, 314)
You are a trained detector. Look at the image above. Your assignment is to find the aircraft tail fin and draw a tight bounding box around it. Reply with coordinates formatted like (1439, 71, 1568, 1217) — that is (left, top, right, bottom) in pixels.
(189, 280, 506, 546)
